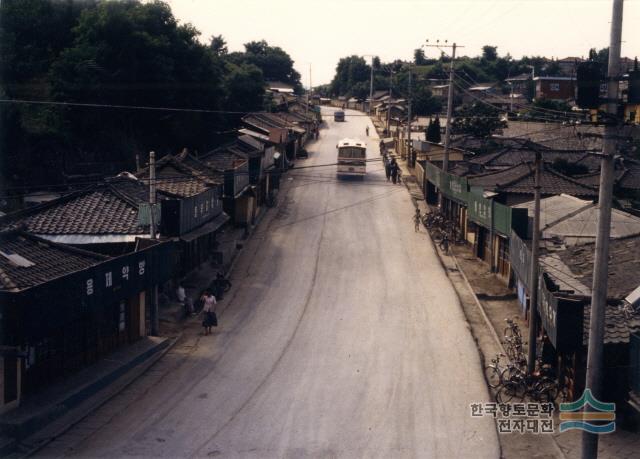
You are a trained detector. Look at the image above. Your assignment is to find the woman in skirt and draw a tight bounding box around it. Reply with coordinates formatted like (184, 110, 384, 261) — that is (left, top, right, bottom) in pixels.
(200, 289, 217, 335)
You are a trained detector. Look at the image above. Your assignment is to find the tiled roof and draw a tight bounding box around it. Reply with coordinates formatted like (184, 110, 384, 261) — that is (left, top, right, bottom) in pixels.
(583, 304, 640, 345)
(558, 235, 640, 300)
(136, 155, 219, 198)
(468, 162, 599, 197)
(242, 112, 306, 134)
(471, 148, 598, 171)
(199, 146, 248, 171)
(618, 160, 640, 190)
(0, 230, 107, 292)
(501, 122, 603, 151)
(542, 236, 640, 345)
(0, 177, 152, 236)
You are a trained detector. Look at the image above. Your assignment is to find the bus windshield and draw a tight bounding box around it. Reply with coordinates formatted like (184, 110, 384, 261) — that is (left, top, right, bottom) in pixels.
(338, 147, 366, 159)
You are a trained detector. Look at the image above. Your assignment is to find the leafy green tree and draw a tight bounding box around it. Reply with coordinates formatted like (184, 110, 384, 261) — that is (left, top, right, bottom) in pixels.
(0, 0, 97, 187)
(414, 48, 427, 66)
(49, 1, 225, 159)
(452, 103, 506, 138)
(411, 85, 442, 115)
(482, 45, 498, 62)
(329, 55, 370, 96)
(210, 34, 228, 56)
(233, 40, 302, 91)
(372, 56, 381, 69)
(223, 62, 264, 112)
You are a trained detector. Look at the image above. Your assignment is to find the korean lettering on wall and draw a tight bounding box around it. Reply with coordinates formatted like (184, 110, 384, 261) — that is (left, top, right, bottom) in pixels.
(85, 256, 148, 299)
(537, 274, 558, 346)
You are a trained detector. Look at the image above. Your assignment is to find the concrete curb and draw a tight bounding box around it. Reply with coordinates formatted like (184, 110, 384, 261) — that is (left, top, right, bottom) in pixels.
(5, 335, 180, 458)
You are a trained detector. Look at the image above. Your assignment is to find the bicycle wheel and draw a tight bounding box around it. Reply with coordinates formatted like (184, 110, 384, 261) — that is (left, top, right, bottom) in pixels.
(496, 381, 522, 404)
(503, 326, 515, 340)
(431, 228, 443, 243)
(534, 378, 559, 404)
(484, 365, 501, 388)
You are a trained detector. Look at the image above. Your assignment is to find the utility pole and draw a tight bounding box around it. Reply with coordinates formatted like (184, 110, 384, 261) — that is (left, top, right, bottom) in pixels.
(582, 1, 624, 458)
(527, 150, 542, 375)
(407, 68, 413, 167)
(369, 61, 374, 116)
(424, 40, 463, 208)
(149, 151, 159, 336)
(386, 68, 394, 136)
(443, 43, 457, 173)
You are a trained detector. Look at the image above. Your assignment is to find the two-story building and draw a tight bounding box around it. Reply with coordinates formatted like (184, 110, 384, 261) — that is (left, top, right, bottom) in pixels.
(534, 76, 576, 101)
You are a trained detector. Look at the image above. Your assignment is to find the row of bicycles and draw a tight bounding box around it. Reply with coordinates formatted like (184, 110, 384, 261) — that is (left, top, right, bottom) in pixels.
(421, 211, 465, 252)
(485, 318, 564, 405)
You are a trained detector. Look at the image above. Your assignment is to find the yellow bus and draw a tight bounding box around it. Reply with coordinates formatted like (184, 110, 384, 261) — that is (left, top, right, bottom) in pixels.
(336, 138, 366, 177)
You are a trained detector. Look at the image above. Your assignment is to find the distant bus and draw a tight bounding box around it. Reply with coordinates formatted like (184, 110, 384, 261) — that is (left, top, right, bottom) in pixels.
(334, 111, 345, 122)
(336, 138, 366, 177)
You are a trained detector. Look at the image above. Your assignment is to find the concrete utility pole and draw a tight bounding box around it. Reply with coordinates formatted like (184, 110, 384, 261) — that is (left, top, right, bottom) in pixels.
(407, 68, 413, 167)
(424, 40, 463, 208)
(307, 63, 312, 118)
(443, 43, 457, 173)
(527, 150, 542, 375)
(386, 68, 394, 136)
(149, 151, 159, 336)
(362, 55, 376, 116)
(582, 1, 624, 458)
(369, 62, 374, 116)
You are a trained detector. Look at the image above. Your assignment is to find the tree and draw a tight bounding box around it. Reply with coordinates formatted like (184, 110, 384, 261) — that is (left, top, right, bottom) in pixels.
(223, 62, 264, 112)
(414, 48, 427, 66)
(482, 45, 498, 62)
(372, 56, 381, 69)
(329, 55, 370, 96)
(210, 34, 227, 56)
(235, 40, 302, 91)
(411, 85, 442, 115)
(49, 1, 225, 160)
(451, 103, 506, 138)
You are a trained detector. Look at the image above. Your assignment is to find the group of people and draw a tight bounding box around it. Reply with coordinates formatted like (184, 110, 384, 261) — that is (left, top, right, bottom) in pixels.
(383, 153, 401, 184)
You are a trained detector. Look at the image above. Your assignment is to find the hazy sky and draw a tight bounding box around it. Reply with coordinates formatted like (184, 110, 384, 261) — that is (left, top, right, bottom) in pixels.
(166, 0, 640, 86)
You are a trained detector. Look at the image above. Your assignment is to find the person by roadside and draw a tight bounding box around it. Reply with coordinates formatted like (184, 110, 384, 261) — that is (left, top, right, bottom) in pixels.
(200, 289, 217, 335)
(177, 283, 193, 316)
(390, 158, 399, 184)
(384, 155, 391, 181)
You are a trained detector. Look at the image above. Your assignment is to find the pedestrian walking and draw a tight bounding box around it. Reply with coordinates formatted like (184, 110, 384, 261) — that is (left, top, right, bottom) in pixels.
(379, 140, 385, 155)
(177, 283, 193, 316)
(366, 126, 369, 136)
(390, 158, 398, 184)
(200, 289, 217, 335)
(413, 208, 422, 232)
(384, 156, 391, 181)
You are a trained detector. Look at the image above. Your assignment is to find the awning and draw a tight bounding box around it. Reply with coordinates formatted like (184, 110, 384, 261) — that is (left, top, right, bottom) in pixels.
(179, 212, 230, 243)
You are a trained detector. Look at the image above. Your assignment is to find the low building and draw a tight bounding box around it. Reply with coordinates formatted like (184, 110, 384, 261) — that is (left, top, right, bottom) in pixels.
(0, 230, 174, 411)
(467, 162, 599, 206)
(533, 76, 576, 101)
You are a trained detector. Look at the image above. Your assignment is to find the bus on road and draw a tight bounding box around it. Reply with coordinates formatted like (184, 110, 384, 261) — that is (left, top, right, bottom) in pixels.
(334, 110, 345, 122)
(336, 138, 366, 178)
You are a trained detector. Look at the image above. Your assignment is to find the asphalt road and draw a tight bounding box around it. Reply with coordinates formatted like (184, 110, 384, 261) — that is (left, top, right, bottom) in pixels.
(36, 107, 499, 458)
